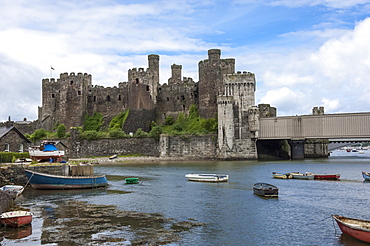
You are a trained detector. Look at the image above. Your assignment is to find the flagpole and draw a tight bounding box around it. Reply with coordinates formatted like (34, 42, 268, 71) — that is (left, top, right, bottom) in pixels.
(50, 66, 54, 78)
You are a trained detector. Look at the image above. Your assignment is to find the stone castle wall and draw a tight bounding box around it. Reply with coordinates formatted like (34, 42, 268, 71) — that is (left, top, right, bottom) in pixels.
(159, 135, 217, 159)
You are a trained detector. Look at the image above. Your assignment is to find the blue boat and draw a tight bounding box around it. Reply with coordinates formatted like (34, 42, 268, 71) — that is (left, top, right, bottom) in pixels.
(362, 171, 370, 181)
(25, 170, 108, 190)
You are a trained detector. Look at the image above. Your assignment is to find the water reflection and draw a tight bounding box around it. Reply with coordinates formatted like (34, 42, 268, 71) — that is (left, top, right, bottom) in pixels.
(2, 225, 32, 239)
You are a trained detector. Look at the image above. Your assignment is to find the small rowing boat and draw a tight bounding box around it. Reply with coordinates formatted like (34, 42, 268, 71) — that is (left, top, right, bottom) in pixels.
(25, 169, 108, 190)
(185, 174, 229, 182)
(272, 172, 292, 179)
(290, 172, 314, 180)
(253, 182, 278, 197)
(332, 215, 370, 243)
(306, 173, 340, 180)
(0, 185, 24, 198)
(0, 211, 32, 228)
(362, 171, 370, 181)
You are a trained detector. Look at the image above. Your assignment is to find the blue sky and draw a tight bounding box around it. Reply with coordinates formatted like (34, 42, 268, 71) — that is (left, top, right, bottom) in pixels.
(1, 0, 370, 122)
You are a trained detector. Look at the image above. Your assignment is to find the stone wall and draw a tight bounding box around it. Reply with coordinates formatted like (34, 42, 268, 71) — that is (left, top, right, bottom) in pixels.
(159, 135, 217, 159)
(68, 135, 159, 158)
(0, 165, 28, 186)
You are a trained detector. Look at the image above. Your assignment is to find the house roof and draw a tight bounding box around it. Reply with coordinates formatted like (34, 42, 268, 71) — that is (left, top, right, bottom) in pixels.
(0, 126, 31, 143)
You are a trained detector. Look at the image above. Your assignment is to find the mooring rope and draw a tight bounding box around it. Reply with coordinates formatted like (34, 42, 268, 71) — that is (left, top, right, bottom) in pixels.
(304, 216, 332, 226)
(24, 172, 34, 188)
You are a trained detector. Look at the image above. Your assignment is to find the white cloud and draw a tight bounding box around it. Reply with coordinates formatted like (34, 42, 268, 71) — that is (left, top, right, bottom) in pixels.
(322, 98, 339, 111)
(243, 0, 370, 8)
(253, 17, 370, 115)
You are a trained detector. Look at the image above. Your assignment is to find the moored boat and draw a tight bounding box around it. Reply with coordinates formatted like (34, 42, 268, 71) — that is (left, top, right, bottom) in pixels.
(272, 172, 292, 179)
(332, 215, 370, 243)
(290, 172, 314, 180)
(307, 173, 340, 180)
(25, 169, 108, 190)
(185, 174, 229, 182)
(28, 140, 65, 163)
(362, 171, 370, 181)
(125, 177, 139, 184)
(0, 185, 24, 199)
(0, 211, 32, 228)
(253, 182, 278, 197)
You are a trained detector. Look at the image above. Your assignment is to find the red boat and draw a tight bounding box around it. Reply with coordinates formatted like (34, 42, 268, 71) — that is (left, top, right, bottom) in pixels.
(0, 211, 33, 228)
(332, 215, 370, 243)
(307, 172, 340, 180)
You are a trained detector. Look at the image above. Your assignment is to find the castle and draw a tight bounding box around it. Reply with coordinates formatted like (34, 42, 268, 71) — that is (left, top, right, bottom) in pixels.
(38, 49, 276, 159)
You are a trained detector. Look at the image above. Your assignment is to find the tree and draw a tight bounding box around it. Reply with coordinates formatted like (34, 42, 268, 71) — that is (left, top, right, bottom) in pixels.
(57, 124, 66, 138)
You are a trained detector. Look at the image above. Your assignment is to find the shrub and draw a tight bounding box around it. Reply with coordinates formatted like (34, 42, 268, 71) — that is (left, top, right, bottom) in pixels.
(134, 128, 148, 138)
(57, 124, 66, 138)
(84, 113, 103, 132)
(30, 128, 47, 141)
(149, 125, 162, 140)
(109, 110, 129, 130)
(109, 128, 126, 138)
(81, 130, 99, 140)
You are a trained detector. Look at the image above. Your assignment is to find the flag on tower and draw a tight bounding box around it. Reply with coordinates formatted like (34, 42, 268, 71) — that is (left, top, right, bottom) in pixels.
(51, 66, 54, 70)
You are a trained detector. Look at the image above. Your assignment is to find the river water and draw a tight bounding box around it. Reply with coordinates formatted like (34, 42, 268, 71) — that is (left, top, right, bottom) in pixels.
(2, 150, 370, 245)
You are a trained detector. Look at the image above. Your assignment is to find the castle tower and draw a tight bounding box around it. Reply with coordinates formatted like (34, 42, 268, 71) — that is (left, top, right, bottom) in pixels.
(148, 54, 160, 103)
(168, 64, 182, 84)
(128, 54, 160, 106)
(39, 72, 92, 131)
(217, 71, 259, 159)
(198, 49, 235, 118)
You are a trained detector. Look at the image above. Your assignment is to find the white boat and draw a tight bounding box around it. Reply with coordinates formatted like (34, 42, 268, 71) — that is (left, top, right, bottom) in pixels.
(290, 172, 314, 180)
(14, 158, 32, 163)
(272, 172, 292, 179)
(0, 185, 24, 198)
(28, 140, 65, 163)
(185, 174, 229, 182)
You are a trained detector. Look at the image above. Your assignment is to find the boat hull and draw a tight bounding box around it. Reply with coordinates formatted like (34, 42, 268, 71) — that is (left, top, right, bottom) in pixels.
(0, 185, 24, 198)
(272, 172, 292, 179)
(362, 171, 370, 181)
(332, 215, 370, 243)
(290, 172, 314, 180)
(185, 174, 229, 182)
(0, 211, 32, 228)
(313, 174, 340, 180)
(253, 183, 278, 197)
(25, 170, 108, 190)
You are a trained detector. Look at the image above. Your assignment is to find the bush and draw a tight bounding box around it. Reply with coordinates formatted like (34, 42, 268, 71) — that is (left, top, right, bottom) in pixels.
(109, 128, 126, 138)
(165, 116, 174, 125)
(84, 113, 103, 131)
(0, 152, 30, 163)
(134, 128, 148, 138)
(109, 110, 129, 130)
(57, 124, 66, 138)
(149, 125, 162, 140)
(81, 130, 99, 140)
(30, 128, 47, 141)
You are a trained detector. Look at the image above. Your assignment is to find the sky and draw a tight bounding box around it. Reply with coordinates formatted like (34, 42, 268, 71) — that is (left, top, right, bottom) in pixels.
(1, 0, 370, 122)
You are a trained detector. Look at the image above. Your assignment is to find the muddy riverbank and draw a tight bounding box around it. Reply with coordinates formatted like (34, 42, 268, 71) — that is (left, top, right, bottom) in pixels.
(1, 199, 206, 245)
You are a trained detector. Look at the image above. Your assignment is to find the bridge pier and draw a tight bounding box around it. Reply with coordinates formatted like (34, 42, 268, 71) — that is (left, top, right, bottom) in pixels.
(289, 140, 305, 160)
